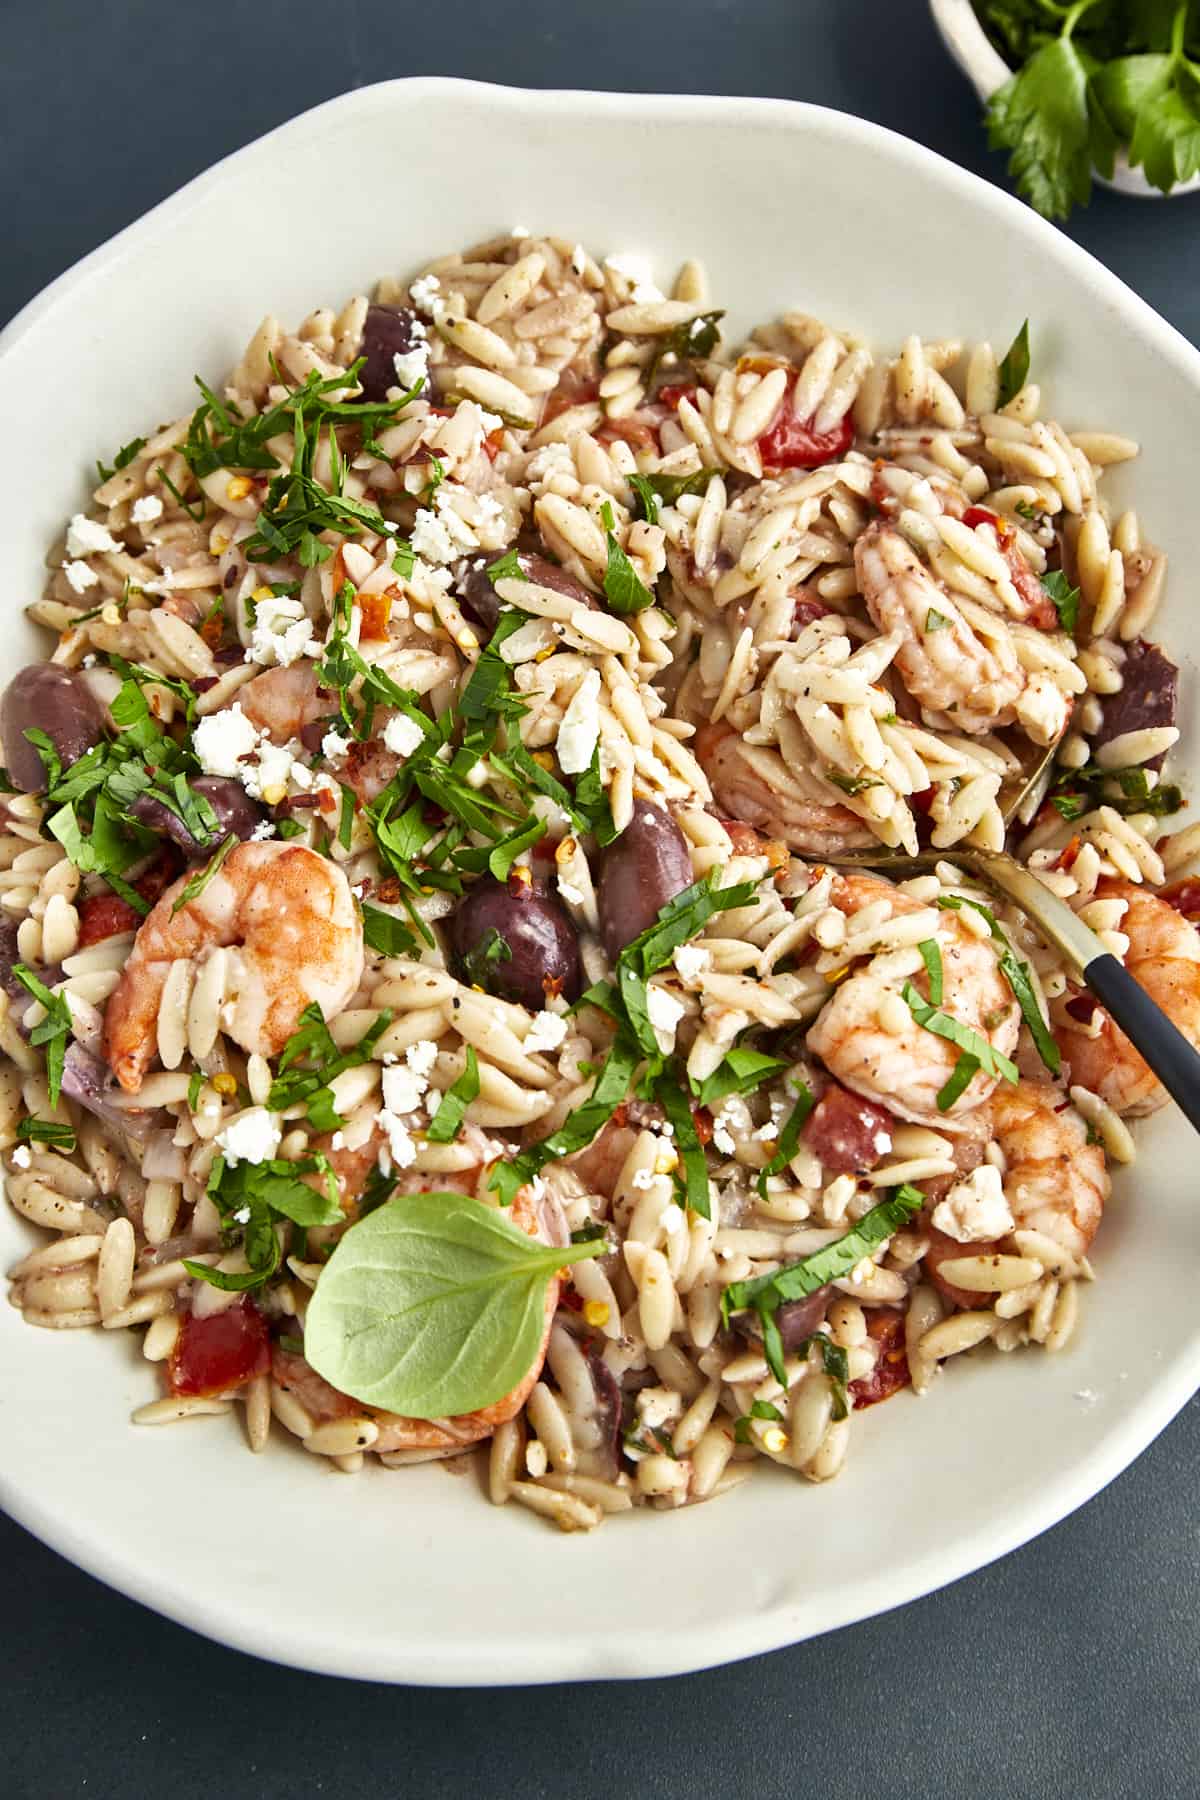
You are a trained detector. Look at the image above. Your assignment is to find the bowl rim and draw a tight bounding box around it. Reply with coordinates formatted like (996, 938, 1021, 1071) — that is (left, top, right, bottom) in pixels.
(4, 76, 1200, 1684)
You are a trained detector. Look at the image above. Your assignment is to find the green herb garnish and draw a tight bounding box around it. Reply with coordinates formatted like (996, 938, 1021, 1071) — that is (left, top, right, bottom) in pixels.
(425, 1048, 480, 1144)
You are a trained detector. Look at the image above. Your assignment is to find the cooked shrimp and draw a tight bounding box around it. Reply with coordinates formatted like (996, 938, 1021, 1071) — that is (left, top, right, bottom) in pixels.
(103, 841, 364, 1093)
(806, 871, 1019, 1127)
(1059, 880, 1200, 1116)
(308, 1120, 502, 1219)
(992, 1080, 1108, 1259)
(272, 1185, 562, 1454)
(695, 719, 874, 857)
(239, 662, 330, 743)
(239, 667, 403, 802)
(855, 521, 1026, 735)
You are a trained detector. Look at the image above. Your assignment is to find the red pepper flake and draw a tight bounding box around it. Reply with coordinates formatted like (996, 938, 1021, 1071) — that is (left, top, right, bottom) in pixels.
(655, 383, 697, 412)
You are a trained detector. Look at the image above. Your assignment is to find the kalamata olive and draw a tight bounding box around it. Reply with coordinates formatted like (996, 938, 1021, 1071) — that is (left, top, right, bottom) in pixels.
(596, 800, 693, 959)
(735, 1284, 832, 1353)
(129, 776, 265, 860)
(0, 916, 26, 1001)
(456, 550, 594, 635)
(356, 304, 424, 404)
(1, 664, 104, 792)
(448, 875, 581, 1010)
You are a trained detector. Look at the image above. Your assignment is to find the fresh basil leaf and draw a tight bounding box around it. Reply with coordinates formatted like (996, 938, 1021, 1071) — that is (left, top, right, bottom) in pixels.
(918, 937, 944, 1006)
(691, 1047, 789, 1108)
(485, 548, 529, 584)
(302, 1191, 608, 1416)
(488, 1033, 641, 1205)
(656, 1079, 710, 1219)
(1041, 568, 1080, 635)
(172, 833, 238, 914)
(924, 608, 951, 633)
(935, 894, 1061, 1075)
(755, 1084, 816, 1199)
(599, 500, 655, 615)
(902, 983, 1019, 1087)
(996, 319, 1032, 406)
(361, 903, 418, 956)
(425, 1048, 480, 1144)
(723, 1187, 925, 1323)
(627, 473, 661, 524)
(12, 964, 72, 1108)
(16, 1118, 77, 1151)
(644, 468, 719, 508)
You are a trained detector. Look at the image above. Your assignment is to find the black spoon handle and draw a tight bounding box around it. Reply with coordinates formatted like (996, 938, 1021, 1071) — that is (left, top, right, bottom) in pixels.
(1083, 953, 1200, 1134)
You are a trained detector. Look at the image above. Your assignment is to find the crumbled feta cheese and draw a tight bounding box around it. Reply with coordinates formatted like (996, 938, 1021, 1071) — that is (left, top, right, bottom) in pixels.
(216, 1107, 282, 1167)
(604, 253, 665, 304)
(710, 1101, 737, 1157)
(66, 513, 122, 557)
(409, 273, 442, 315)
(411, 507, 457, 566)
(62, 559, 99, 594)
(322, 729, 351, 762)
(474, 489, 504, 522)
(11, 1144, 32, 1169)
(524, 1010, 568, 1055)
(382, 713, 426, 758)
(636, 1386, 684, 1431)
(557, 876, 586, 908)
(405, 1039, 439, 1080)
(631, 1167, 655, 1191)
(250, 820, 276, 841)
(192, 704, 260, 779)
(245, 738, 294, 801)
(131, 494, 164, 525)
(382, 1063, 426, 1117)
(248, 593, 318, 668)
(393, 343, 430, 390)
(646, 982, 686, 1054)
(555, 668, 602, 775)
(380, 1112, 418, 1167)
(930, 1163, 1014, 1244)
(672, 943, 709, 982)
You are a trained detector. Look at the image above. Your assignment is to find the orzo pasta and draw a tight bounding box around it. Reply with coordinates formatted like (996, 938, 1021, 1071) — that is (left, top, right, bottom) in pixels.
(5, 232, 1199, 1529)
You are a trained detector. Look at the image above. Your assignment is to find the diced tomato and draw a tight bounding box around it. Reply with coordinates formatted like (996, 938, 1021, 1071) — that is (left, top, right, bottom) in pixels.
(692, 1106, 714, 1148)
(358, 588, 393, 641)
(962, 504, 1003, 535)
(849, 1308, 910, 1408)
(924, 1227, 1001, 1310)
(1161, 879, 1200, 922)
(76, 851, 180, 947)
(758, 376, 854, 471)
(909, 785, 934, 816)
(168, 1298, 270, 1397)
(656, 383, 697, 412)
(540, 377, 600, 428)
(482, 428, 505, 461)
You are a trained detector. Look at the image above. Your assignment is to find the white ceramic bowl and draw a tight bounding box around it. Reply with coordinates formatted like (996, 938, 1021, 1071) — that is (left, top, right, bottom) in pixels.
(929, 0, 1200, 200)
(3, 79, 1200, 1685)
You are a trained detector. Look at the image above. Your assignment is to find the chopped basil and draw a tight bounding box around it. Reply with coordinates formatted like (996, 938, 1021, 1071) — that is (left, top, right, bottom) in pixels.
(826, 769, 882, 795)
(691, 1046, 789, 1108)
(172, 833, 238, 915)
(935, 894, 1061, 1075)
(184, 1149, 344, 1292)
(1041, 568, 1079, 636)
(16, 1118, 76, 1152)
(458, 927, 512, 990)
(627, 473, 661, 524)
(925, 608, 951, 632)
(901, 981, 1019, 1091)
(614, 873, 758, 1057)
(12, 965, 72, 1109)
(734, 1398, 784, 1444)
(484, 547, 528, 584)
(996, 319, 1031, 408)
(647, 310, 724, 384)
(267, 1002, 394, 1132)
(361, 903, 419, 957)
(391, 540, 415, 580)
(95, 435, 148, 483)
(599, 500, 655, 615)
(425, 1048, 480, 1144)
(655, 1079, 711, 1220)
(488, 1032, 641, 1205)
(917, 937, 944, 1006)
(337, 785, 355, 851)
(722, 1186, 925, 1384)
(755, 1084, 816, 1199)
(187, 1070, 204, 1111)
(642, 467, 719, 509)
(935, 1053, 981, 1112)
(276, 818, 306, 839)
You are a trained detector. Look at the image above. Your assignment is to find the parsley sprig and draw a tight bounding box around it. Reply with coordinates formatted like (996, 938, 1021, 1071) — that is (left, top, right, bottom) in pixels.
(982, 1, 1200, 219)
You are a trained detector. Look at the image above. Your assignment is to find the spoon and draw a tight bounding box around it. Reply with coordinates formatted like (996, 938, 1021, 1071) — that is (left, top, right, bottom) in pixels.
(841, 843, 1200, 1135)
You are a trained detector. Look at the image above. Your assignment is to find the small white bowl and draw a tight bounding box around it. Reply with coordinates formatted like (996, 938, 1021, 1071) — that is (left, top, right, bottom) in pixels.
(930, 0, 1200, 199)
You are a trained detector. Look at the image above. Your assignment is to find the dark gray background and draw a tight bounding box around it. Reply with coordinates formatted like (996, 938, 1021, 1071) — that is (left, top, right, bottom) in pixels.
(3, 3, 1198, 1795)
